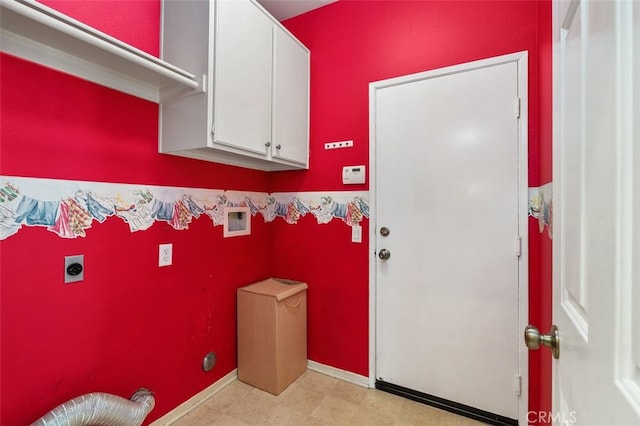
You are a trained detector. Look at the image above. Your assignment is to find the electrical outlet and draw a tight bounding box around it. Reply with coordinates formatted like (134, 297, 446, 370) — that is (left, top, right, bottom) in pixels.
(64, 255, 84, 283)
(159, 243, 172, 267)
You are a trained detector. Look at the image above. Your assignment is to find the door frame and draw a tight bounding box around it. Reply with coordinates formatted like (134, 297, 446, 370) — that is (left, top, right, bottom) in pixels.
(368, 51, 530, 424)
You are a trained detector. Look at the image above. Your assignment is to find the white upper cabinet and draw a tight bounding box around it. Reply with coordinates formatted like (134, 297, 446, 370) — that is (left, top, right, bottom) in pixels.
(272, 26, 310, 165)
(214, 0, 272, 155)
(160, 0, 310, 171)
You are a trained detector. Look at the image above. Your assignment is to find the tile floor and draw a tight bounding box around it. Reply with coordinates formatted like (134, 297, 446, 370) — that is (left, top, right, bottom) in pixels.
(173, 370, 484, 425)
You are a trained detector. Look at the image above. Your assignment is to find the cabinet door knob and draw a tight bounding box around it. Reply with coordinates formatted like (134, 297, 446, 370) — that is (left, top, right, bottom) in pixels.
(276, 144, 282, 150)
(265, 141, 271, 147)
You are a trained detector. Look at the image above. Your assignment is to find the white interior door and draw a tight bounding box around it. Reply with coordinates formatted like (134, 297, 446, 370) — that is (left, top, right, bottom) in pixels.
(552, 0, 640, 424)
(371, 53, 528, 423)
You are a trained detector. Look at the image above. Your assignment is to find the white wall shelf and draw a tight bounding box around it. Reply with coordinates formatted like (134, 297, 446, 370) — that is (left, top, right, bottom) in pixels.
(0, 0, 202, 103)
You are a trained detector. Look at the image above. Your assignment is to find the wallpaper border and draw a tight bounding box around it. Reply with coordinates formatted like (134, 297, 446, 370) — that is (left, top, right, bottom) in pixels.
(1, 176, 551, 241)
(528, 182, 552, 239)
(0, 176, 369, 240)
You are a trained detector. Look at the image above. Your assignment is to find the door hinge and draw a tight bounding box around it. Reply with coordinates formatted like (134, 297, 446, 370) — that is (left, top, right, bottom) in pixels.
(515, 235, 522, 257)
(514, 375, 522, 396)
(515, 98, 521, 119)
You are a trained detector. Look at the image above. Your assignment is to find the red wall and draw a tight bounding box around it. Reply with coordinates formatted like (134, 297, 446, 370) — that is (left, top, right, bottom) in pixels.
(0, 0, 552, 424)
(274, 0, 552, 421)
(0, 1, 271, 424)
(271, 216, 370, 376)
(529, 0, 554, 422)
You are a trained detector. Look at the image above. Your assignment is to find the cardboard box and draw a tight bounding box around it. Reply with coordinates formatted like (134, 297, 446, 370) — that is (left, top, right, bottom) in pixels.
(237, 278, 308, 395)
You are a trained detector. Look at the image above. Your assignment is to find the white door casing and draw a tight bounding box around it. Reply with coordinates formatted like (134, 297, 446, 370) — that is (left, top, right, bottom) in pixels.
(552, 0, 640, 424)
(369, 52, 529, 424)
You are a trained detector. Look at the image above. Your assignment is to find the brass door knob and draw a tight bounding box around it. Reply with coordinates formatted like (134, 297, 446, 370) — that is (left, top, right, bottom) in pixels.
(525, 324, 560, 359)
(378, 249, 391, 260)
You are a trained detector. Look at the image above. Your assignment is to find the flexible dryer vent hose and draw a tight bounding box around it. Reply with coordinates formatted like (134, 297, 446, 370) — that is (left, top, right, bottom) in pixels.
(31, 388, 155, 426)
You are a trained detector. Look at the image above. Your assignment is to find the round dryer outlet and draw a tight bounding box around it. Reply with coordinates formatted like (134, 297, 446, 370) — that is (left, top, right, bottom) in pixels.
(202, 352, 217, 372)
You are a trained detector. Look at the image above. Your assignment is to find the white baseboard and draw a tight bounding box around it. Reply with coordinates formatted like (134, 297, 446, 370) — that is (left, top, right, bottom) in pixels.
(150, 362, 369, 425)
(149, 369, 237, 426)
(307, 360, 370, 388)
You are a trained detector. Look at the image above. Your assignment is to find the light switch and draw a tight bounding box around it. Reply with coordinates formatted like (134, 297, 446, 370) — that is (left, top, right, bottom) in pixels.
(352, 225, 362, 243)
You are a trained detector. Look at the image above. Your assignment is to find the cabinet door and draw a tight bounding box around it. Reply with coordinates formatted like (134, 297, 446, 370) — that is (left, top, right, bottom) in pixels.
(272, 27, 309, 166)
(214, 0, 272, 155)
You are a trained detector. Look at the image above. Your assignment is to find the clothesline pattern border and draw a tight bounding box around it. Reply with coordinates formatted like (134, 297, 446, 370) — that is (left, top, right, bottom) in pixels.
(528, 182, 552, 239)
(1, 176, 550, 241)
(0, 176, 369, 240)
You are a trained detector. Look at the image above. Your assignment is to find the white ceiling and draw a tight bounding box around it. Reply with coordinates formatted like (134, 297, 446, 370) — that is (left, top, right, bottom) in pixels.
(257, 0, 337, 21)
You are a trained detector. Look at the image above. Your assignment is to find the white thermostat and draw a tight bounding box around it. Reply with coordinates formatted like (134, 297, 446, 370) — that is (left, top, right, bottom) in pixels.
(342, 165, 366, 184)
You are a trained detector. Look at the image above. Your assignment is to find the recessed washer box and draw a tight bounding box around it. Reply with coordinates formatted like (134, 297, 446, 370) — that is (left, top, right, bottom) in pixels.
(224, 206, 251, 237)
